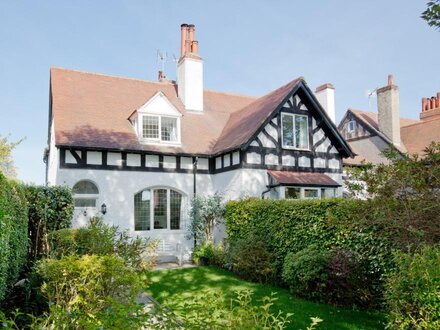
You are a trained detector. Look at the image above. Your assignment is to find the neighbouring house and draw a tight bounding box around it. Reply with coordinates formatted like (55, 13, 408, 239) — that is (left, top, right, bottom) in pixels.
(339, 75, 440, 167)
(45, 24, 353, 260)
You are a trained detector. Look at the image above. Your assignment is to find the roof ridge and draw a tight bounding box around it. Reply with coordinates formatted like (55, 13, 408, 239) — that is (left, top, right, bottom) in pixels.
(348, 108, 419, 122)
(50, 66, 175, 86)
(204, 87, 257, 99)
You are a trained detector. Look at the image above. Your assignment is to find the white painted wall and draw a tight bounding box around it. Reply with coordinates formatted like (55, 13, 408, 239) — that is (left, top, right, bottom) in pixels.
(47, 120, 58, 185)
(177, 57, 203, 112)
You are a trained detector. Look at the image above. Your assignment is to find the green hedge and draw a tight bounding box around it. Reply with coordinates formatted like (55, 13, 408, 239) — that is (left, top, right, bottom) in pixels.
(0, 173, 28, 302)
(226, 198, 394, 303)
(24, 185, 73, 261)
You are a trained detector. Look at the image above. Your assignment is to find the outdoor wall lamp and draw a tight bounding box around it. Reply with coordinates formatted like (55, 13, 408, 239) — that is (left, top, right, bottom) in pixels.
(101, 203, 107, 215)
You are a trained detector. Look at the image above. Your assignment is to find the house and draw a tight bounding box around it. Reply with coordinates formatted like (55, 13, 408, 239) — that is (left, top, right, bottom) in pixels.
(339, 75, 440, 166)
(45, 24, 353, 260)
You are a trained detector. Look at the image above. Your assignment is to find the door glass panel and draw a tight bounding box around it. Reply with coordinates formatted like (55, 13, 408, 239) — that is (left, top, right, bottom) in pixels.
(170, 190, 182, 230)
(134, 190, 150, 231)
(154, 189, 167, 229)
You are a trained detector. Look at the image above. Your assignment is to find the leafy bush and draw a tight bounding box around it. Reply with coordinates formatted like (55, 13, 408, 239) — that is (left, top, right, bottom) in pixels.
(24, 184, 73, 261)
(226, 233, 276, 283)
(326, 248, 371, 307)
(282, 245, 329, 301)
(192, 242, 225, 267)
(48, 217, 158, 272)
(384, 246, 440, 329)
(0, 173, 28, 302)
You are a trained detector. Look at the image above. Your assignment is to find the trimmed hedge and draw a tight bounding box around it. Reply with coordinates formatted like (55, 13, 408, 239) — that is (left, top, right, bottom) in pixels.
(0, 173, 28, 302)
(226, 198, 395, 305)
(25, 185, 73, 261)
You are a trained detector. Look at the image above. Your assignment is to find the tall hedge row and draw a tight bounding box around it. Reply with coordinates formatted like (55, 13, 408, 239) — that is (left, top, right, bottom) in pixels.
(24, 185, 73, 261)
(226, 198, 394, 292)
(0, 173, 28, 301)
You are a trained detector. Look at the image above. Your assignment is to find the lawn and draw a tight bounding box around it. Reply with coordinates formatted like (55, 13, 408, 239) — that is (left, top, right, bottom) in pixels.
(148, 266, 385, 330)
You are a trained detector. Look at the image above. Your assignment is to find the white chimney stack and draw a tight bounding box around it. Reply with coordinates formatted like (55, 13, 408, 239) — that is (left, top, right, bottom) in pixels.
(377, 74, 401, 147)
(315, 83, 336, 123)
(177, 23, 204, 112)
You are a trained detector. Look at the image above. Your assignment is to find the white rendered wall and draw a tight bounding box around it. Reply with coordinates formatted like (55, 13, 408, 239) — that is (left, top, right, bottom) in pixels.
(177, 57, 203, 111)
(47, 120, 58, 186)
(56, 168, 215, 261)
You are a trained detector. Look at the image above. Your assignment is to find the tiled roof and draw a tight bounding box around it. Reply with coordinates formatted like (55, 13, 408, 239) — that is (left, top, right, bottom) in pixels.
(342, 109, 440, 165)
(268, 170, 340, 187)
(51, 67, 256, 155)
(349, 109, 419, 131)
(213, 78, 302, 153)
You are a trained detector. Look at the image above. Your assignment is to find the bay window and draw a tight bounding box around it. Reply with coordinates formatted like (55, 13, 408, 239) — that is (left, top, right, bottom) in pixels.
(281, 113, 309, 150)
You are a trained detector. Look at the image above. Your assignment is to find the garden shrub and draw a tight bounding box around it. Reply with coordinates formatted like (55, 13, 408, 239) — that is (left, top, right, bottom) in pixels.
(282, 245, 329, 302)
(226, 233, 276, 283)
(48, 217, 158, 272)
(326, 248, 371, 307)
(192, 242, 225, 267)
(384, 245, 440, 329)
(0, 173, 28, 302)
(24, 184, 73, 261)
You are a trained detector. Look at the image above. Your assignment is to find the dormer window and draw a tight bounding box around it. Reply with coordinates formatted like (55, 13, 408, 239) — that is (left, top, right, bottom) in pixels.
(141, 115, 179, 143)
(130, 92, 182, 145)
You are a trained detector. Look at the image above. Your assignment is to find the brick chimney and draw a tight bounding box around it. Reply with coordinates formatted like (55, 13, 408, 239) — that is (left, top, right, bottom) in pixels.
(177, 23, 203, 112)
(315, 83, 336, 123)
(420, 92, 440, 120)
(377, 74, 401, 147)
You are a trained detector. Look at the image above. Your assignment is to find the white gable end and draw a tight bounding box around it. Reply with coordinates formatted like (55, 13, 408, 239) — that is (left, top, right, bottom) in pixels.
(137, 92, 181, 117)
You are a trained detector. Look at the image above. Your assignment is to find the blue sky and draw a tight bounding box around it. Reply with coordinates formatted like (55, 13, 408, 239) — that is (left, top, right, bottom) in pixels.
(1, 0, 439, 184)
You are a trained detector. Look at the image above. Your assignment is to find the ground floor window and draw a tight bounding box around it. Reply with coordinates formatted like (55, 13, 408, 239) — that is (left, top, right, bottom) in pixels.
(72, 180, 99, 208)
(134, 187, 183, 231)
(284, 186, 337, 200)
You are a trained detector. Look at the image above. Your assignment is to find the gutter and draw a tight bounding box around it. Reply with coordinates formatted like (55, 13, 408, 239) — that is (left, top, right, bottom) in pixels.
(261, 184, 280, 199)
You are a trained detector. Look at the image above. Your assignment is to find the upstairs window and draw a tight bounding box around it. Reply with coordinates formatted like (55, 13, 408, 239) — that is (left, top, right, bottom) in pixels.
(72, 180, 99, 207)
(347, 120, 356, 133)
(141, 115, 179, 143)
(281, 113, 309, 150)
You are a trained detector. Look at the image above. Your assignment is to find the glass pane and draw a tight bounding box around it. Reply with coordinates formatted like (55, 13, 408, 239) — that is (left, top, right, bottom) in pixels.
(161, 117, 178, 142)
(295, 115, 309, 149)
(304, 189, 319, 199)
(143, 116, 159, 139)
(282, 114, 294, 147)
(74, 198, 96, 207)
(154, 189, 167, 229)
(73, 180, 98, 194)
(134, 190, 150, 231)
(285, 187, 300, 199)
(170, 190, 182, 230)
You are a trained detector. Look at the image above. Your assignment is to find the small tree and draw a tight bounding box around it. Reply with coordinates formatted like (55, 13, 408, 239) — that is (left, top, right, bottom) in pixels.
(421, 0, 440, 30)
(186, 193, 225, 246)
(0, 134, 23, 178)
(347, 142, 440, 247)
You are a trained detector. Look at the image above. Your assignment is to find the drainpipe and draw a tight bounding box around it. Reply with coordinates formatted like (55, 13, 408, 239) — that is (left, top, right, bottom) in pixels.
(193, 157, 198, 249)
(261, 184, 280, 199)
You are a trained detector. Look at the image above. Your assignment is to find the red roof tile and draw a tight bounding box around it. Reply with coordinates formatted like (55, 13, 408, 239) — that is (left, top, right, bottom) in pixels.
(268, 170, 340, 187)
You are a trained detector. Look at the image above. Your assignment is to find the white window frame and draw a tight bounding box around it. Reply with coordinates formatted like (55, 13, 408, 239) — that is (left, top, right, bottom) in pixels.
(72, 180, 99, 209)
(283, 186, 322, 199)
(140, 115, 181, 145)
(281, 113, 310, 151)
(134, 187, 184, 232)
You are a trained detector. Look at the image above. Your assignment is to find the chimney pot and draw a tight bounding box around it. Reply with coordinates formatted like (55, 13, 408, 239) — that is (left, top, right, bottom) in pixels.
(191, 40, 199, 54)
(387, 74, 393, 86)
(180, 23, 188, 57)
(422, 97, 427, 112)
(431, 97, 436, 109)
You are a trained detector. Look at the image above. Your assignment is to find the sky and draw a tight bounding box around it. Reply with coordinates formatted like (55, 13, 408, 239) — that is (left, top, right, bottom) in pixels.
(1, 0, 439, 184)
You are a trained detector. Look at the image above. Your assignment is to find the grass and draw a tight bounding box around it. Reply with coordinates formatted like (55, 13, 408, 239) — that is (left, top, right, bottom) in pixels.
(148, 266, 385, 330)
